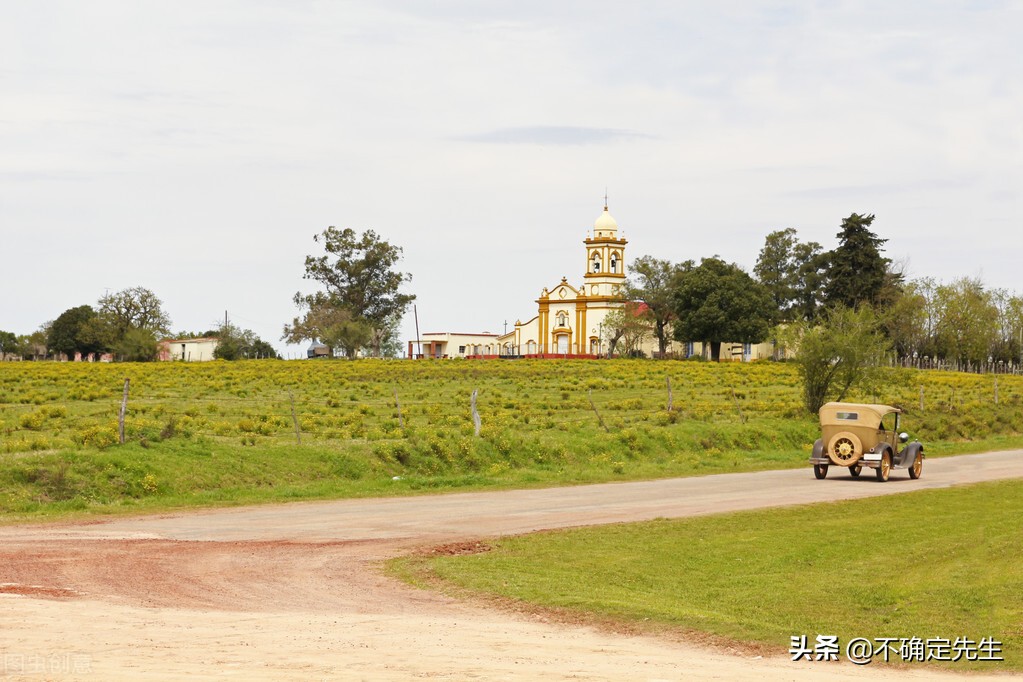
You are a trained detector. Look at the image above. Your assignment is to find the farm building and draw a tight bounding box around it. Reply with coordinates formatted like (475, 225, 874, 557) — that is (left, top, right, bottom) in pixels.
(410, 202, 777, 361)
(159, 337, 219, 362)
(407, 332, 501, 359)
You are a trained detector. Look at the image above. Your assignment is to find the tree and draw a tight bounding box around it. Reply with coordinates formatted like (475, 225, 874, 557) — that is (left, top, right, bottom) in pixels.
(86, 287, 172, 361)
(880, 281, 930, 359)
(18, 329, 49, 360)
(213, 323, 281, 360)
(932, 277, 998, 366)
(284, 293, 375, 359)
(822, 213, 897, 309)
(624, 256, 690, 356)
(753, 228, 825, 322)
(47, 305, 106, 357)
(97, 287, 172, 340)
(601, 303, 651, 357)
(115, 327, 161, 362)
(790, 240, 828, 322)
(0, 330, 19, 358)
(284, 227, 415, 358)
(669, 257, 775, 361)
(790, 305, 891, 414)
(992, 290, 1023, 364)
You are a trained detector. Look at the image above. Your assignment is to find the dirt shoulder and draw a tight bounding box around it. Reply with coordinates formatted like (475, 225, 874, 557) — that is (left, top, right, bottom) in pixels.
(2, 451, 1020, 680)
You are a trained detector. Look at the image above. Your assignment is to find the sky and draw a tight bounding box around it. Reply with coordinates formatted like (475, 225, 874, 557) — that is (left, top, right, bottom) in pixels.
(2, 1, 1020, 358)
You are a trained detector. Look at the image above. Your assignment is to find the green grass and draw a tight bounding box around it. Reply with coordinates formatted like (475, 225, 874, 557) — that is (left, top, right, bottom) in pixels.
(395, 479, 1023, 670)
(2, 359, 1023, 521)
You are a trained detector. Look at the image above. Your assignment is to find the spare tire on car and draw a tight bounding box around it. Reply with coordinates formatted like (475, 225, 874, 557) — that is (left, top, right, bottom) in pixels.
(827, 431, 862, 466)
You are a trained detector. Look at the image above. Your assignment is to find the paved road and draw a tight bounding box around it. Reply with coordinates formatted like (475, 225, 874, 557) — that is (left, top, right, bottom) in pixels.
(8, 450, 1021, 544)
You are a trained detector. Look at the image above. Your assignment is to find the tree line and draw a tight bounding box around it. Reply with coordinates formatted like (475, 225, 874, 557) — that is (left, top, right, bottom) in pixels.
(1, 287, 280, 362)
(616, 212, 1023, 412)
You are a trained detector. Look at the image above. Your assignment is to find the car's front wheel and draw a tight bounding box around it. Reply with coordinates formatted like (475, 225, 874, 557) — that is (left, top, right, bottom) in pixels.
(875, 452, 891, 482)
(849, 464, 862, 478)
(908, 452, 923, 479)
(813, 463, 829, 479)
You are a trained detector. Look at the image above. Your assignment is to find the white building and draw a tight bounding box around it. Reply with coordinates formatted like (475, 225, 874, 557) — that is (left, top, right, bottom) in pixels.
(159, 337, 219, 361)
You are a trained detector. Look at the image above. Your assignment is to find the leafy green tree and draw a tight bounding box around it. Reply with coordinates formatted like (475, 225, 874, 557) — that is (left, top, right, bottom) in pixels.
(213, 323, 281, 360)
(822, 213, 898, 309)
(670, 257, 774, 361)
(47, 305, 106, 357)
(932, 277, 998, 365)
(284, 227, 414, 358)
(754, 228, 826, 322)
(18, 330, 49, 360)
(90, 287, 171, 361)
(601, 303, 651, 357)
(624, 256, 691, 356)
(792, 241, 828, 322)
(97, 287, 171, 340)
(881, 287, 927, 359)
(284, 293, 375, 358)
(115, 327, 161, 362)
(0, 330, 20, 358)
(789, 305, 891, 414)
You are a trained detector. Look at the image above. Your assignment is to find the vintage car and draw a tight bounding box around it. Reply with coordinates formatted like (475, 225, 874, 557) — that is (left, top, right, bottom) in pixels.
(809, 402, 924, 482)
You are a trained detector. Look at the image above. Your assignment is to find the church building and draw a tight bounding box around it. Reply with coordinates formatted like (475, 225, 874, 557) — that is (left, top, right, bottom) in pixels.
(409, 201, 776, 361)
(496, 202, 629, 356)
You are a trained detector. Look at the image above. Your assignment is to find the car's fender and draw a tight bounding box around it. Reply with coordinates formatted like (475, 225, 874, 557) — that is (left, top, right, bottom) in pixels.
(808, 438, 828, 464)
(897, 441, 925, 467)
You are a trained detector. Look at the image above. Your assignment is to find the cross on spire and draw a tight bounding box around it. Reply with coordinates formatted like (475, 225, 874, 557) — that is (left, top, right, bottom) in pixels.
(603, 188, 608, 210)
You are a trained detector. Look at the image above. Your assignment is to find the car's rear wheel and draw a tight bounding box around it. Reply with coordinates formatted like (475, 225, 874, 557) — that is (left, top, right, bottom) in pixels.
(875, 451, 891, 482)
(849, 464, 862, 478)
(813, 464, 829, 479)
(827, 432, 863, 466)
(908, 452, 923, 479)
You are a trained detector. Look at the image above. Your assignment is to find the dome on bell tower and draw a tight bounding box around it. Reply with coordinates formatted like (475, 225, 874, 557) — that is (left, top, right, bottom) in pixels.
(593, 206, 618, 235)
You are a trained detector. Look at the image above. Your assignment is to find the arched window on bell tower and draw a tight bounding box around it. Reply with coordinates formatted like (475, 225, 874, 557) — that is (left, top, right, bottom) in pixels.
(591, 251, 601, 273)
(610, 252, 618, 273)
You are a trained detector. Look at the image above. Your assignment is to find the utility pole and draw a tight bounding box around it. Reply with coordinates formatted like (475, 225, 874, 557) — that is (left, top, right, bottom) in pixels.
(414, 304, 422, 359)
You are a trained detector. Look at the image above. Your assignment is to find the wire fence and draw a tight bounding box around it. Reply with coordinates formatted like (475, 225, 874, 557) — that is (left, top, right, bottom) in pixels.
(2, 362, 1021, 455)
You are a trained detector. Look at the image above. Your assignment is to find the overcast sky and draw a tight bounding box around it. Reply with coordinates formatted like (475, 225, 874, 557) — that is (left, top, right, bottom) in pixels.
(3, 1, 1020, 357)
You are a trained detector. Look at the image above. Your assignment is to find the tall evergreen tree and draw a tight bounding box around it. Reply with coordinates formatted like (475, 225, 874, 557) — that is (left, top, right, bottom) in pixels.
(822, 213, 893, 309)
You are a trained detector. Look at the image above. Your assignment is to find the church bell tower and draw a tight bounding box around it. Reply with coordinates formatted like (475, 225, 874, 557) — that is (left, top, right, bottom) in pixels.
(583, 201, 627, 299)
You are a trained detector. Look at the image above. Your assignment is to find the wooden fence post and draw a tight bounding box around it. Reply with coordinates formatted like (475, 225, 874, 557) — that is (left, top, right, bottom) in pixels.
(731, 388, 746, 424)
(394, 388, 404, 428)
(919, 386, 924, 412)
(665, 375, 674, 412)
(289, 391, 301, 444)
(118, 378, 130, 444)
(588, 389, 609, 433)
(471, 389, 481, 436)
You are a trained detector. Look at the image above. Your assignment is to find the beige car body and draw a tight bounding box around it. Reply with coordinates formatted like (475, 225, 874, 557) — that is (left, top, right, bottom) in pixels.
(809, 402, 924, 482)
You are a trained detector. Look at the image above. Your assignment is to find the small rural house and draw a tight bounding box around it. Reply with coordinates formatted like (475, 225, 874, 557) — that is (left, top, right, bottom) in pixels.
(159, 337, 219, 362)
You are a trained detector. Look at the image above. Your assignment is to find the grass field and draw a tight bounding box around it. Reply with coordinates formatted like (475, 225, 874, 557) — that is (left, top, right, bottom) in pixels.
(2, 358, 1023, 520)
(395, 479, 1023, 671)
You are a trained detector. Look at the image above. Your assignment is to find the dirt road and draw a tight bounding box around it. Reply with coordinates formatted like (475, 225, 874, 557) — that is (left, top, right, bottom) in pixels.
(2, 450, 1020, 680)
